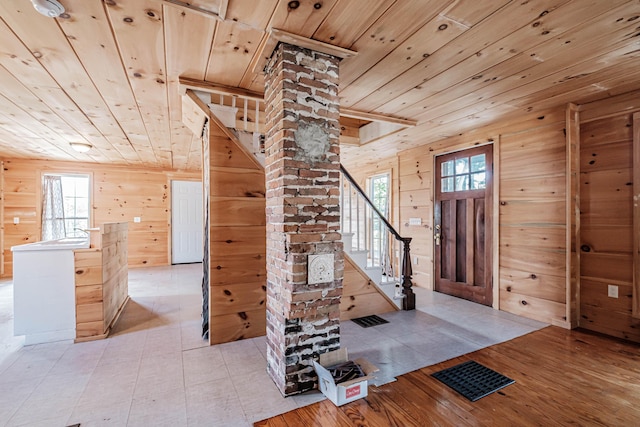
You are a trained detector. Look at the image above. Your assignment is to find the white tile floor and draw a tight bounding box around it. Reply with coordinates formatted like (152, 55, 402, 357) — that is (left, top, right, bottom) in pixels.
(0, 264, 546, 426)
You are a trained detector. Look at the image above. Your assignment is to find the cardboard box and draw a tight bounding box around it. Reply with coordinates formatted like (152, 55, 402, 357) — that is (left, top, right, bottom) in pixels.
(312, 348, 379, 406)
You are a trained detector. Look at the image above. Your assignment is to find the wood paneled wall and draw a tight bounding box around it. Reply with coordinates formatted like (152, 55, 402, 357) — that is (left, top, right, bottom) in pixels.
(340, 254, 396, 320)
(0, 158, 199, 276)
(396, 147, 435, 290)
(499, 117, 568, 326)
(578, 90, 640, 342)
(345, 108, 570, 325)
(74, 222, 129, 341)
(205, 116, 267, 345)
(201, 114, 400, 343)
(74, 249, 104, 339)
(346, 89, 640, 338)
(100, 222, 129, 336)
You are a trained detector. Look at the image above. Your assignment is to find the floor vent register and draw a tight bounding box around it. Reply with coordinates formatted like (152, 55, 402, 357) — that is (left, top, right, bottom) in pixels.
(351, 315, 389, 328)
(431, 360, 515, 401)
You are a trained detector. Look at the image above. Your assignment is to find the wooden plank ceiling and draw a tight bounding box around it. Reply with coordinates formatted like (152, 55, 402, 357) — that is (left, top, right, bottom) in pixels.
(0, 0, 639, 170)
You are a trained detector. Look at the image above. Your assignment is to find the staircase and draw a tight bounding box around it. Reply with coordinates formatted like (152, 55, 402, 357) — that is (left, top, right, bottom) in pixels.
(230, 111, 417, 311)
(235, 124, 416, 310)
(184, 91, 415, 343)
(341, 232, 402, 307)
(340, 166, 416, 311)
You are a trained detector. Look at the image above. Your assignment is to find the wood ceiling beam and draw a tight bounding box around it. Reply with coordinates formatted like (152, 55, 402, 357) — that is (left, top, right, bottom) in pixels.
(178, 77, 416, 128)
(178, 77, 264, 102)
(340, 108, 417, 127)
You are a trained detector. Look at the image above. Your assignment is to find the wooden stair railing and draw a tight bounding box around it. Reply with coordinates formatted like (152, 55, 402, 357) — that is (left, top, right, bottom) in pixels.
(340, 165, 415, 310)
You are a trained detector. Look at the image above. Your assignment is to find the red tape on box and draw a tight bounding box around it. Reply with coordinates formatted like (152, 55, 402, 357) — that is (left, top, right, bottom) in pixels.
(345, 384, 361, 399)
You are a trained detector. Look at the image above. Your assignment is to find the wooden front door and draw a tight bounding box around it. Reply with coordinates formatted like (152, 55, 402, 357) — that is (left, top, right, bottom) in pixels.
(434, 145, 493, 306)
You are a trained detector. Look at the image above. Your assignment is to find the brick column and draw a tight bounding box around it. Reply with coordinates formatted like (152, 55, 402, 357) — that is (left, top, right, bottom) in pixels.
(264, 42, 343, 396)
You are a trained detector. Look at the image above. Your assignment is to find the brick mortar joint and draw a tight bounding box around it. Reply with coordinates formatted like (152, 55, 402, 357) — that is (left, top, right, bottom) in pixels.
(264, 40, 344, 398)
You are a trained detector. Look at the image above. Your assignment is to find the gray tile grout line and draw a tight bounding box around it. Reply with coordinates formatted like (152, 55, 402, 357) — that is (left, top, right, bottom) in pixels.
(0, 267, 549, 426)
(5, 340, 71, 426)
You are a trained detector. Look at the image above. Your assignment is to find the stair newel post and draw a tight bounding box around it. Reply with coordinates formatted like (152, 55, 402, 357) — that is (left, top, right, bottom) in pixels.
(401, 237, 416, 310)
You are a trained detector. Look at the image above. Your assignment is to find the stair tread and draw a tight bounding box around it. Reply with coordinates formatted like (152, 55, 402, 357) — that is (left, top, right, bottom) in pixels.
(379, 281, 400, 286)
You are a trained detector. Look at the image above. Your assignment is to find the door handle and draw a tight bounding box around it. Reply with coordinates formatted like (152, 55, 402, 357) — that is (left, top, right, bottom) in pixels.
(434, 225, 441, 246)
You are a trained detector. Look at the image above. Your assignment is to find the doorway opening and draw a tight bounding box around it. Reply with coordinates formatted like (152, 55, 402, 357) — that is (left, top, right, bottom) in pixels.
(171, 180, 204, 264)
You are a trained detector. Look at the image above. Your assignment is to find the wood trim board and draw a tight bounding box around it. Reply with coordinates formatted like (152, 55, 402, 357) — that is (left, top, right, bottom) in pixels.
(633, 112, 640, 319)
(252, 28, 357, 75)
(566, 103, 580, 327)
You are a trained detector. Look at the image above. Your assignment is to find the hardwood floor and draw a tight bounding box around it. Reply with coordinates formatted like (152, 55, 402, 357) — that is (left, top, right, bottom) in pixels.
(256, 327, 640, 426)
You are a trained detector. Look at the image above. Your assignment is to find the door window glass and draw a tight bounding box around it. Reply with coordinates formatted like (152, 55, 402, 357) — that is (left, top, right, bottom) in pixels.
(441, 153, 486, 193)
(442, 160, 454, 177)
(471, 172, 486, 190)
(455, 175, 469, 191)
(441, 177, 454, 192)
(455, 158, 469, 174)
(470, 154, 485, 172)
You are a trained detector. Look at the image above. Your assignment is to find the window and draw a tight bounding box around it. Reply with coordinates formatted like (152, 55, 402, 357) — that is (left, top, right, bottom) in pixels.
(42, 173, 90, 240)
(370, 174, 389, 216)
(369, 173, 390, 266)
(441, 153, 487, 193)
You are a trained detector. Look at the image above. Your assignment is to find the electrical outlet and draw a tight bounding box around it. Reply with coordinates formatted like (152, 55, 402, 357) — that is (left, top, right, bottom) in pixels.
(13, 217, 19, 224)
(409, 217, 422, 226)
(607, 285, 618, 298)
(133, 217, 141, 223)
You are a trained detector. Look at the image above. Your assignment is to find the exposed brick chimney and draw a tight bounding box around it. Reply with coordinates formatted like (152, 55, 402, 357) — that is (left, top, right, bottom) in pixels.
(263, 42, 343, 396)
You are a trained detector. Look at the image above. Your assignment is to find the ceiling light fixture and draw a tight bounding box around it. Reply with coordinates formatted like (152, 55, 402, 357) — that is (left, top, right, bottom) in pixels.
(69, 142, 92, 153)
(31, 0, 65, 18)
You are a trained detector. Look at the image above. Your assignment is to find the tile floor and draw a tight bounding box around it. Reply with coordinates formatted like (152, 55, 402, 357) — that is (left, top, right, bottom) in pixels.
(0, 264, 546, 426)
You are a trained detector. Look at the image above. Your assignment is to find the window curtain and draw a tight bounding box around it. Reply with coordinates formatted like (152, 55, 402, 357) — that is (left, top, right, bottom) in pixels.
(42, 175, 66, 240)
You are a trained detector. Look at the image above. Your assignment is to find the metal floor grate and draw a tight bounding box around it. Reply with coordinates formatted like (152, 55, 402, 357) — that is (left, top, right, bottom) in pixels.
(351, 314, 389, 328)
(431, 360, 515, 401)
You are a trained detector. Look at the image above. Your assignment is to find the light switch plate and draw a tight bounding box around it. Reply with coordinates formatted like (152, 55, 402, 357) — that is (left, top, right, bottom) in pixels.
(308, 254, 334, 285)
(13, 217, 19, 224)
(409, 217, 422, 226)
(608, 284, 618, 298)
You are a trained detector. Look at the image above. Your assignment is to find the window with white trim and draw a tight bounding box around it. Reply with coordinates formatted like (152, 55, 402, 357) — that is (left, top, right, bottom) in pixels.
(41, 173, 90, 240)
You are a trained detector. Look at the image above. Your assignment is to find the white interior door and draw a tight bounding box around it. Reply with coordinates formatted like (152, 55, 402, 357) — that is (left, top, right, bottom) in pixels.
(171, 180, 203, 264)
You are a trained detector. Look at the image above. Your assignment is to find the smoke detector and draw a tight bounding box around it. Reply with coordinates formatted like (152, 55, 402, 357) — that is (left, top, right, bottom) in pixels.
(31, 0, 65, 18)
